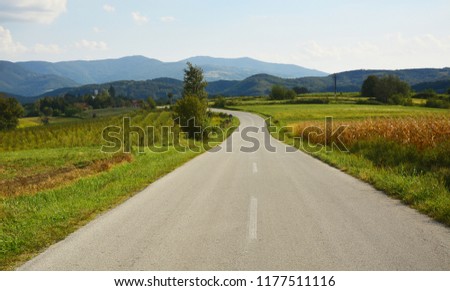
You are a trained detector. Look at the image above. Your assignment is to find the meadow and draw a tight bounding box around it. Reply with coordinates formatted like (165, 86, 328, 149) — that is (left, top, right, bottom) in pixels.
(0, 108, 238, 269)
(232, 103, 450, 226)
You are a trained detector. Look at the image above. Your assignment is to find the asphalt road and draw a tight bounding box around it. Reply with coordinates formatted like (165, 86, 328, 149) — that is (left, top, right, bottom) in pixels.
(19, 110, 450, 270)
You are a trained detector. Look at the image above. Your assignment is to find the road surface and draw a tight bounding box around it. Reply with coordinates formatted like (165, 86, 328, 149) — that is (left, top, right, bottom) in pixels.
(19, 110, 450, 270)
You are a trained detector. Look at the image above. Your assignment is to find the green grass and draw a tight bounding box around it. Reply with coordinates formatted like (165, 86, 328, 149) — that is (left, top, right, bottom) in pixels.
(0, 148, 200, 270)
(233, 103, 450, 124)
(79, 107, 137, 119)
(0, 109, 239, 270)
(17, 117, 42, 128)
(0, 147, 110, 181)
(18, 116, 82, 128)
(232, 103, 450, 227)
(18, 108, 138, 128)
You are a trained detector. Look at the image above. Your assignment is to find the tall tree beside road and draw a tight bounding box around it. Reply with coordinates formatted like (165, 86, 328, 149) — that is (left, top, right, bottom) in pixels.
(174, 63, 209, 139)
(182, 62, 208, 99)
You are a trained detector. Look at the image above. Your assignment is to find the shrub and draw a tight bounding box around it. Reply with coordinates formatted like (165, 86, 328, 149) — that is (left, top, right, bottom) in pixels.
(212, 97, 227, 108)
(413, 89, 437, 99)
(147, 97, 157, 110)
(293, 86, 309, 94)
(425, 97, 450, 109)
(269, 85, 296, 100)
(0, 95, 24, 130)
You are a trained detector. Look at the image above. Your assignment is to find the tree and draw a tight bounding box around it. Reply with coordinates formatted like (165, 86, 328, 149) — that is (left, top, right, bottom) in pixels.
(285, 89, 296, 99)
(361, 75, 410, 104)
(269, 85, 296, 100)
(361, 75, 379, 97)
(293, 86, 309, 94)
(212, 96, 227, 108)
(447, 88, 450, 95)
(374, 75, 410, 104)
(167, 92, 174, 105)
(182, 62, 208, 99)
(64, 106, 81, 117)
(269, 85, 285, 100)
(174, 94, 208, 138)
(41, 106, 53, 117)
(147, 96, 156, 110)
(174, 63, 209, 139)
(108, 85, 116, 99)
(0, 94, 24, 130)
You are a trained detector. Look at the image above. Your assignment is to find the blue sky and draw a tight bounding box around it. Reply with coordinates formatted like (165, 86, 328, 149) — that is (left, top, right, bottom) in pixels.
(0, 0, 449, 72)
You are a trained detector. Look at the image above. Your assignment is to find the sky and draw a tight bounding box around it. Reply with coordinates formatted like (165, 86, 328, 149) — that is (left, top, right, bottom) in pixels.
(0, 0, 449, 73)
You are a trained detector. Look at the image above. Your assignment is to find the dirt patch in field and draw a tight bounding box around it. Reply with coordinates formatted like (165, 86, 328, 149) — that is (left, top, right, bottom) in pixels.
(0, 153, 133, 197)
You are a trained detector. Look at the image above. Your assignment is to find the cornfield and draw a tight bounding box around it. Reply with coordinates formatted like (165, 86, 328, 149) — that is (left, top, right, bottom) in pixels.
(292, 116, 450, 150)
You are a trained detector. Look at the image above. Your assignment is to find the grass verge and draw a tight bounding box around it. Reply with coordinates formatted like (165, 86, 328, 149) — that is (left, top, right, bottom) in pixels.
(232, 104, 450, 227)
(0, 113, 239, 270)
(0, 149, 198, 269)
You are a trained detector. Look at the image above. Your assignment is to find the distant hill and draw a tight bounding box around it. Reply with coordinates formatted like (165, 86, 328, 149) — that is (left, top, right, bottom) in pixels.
(17, 56, 167, 85)
(333, 68, 450, 92)
(32, 78, 184, 101)
(1, 56, 327, 97)
(184, 56, 326, 80)
(0, 61, 79, 96)
(412, 79, 450, 93)
(209, 68, 450, 96)
(5, 62, 450, 104)
(6, 55, 326, 95)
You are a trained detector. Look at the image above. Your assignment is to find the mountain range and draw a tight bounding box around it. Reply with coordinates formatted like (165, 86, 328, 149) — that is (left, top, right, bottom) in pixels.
(1, 56, 449, 103)
(0, 56, 326, 97)
(8, 68, 446, 105)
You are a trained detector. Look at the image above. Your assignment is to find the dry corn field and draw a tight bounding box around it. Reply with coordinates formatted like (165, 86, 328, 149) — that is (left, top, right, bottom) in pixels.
(292, 116, 450, 150)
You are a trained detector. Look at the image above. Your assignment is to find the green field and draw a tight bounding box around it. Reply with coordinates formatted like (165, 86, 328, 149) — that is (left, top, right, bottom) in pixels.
(233, 103, 448, 123)
(0, 109, 238, 270)
(232, 103, 450, 227)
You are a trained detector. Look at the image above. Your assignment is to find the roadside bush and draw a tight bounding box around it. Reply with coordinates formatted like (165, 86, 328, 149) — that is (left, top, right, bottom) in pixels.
(212, 97, 227, 108)
(425, 97, 450, 109)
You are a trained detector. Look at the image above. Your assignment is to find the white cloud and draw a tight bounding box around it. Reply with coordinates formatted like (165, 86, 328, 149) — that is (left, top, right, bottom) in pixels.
(33, 43, 61, 54)
(102, 4, 115, 13)
(132, 12, 148, 24)
(0, 0, 67, 24)
(284, 33, 450, 72)
(0, 25, 27, 54)
(160, 16, 175, 23)
(93, 26, 101, 33)
(75, 39, 108, 50)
